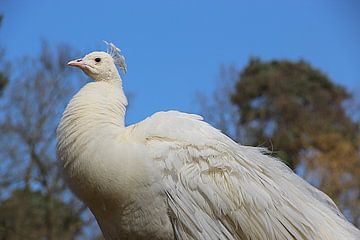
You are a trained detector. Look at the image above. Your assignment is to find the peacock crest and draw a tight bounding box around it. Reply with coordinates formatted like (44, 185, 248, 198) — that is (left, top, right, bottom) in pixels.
(104, 41, 127, 75)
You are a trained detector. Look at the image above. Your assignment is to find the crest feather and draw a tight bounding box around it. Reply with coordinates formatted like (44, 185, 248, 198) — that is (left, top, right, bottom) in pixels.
(103, 41, 127, 75)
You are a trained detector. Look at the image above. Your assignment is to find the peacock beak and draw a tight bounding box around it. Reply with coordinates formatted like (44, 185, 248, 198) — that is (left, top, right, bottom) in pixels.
(67, 59, 85, 68)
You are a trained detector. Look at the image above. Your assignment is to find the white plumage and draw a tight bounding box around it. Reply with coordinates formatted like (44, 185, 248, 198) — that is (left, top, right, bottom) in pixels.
(57, 43, 360, 240)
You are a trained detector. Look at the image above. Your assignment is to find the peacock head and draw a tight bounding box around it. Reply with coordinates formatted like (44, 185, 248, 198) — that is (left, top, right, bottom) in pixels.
(67, 41, 127, 82)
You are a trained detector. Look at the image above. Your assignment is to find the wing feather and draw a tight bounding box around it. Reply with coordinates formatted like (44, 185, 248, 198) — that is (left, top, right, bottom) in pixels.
(128, 111, 360, 240)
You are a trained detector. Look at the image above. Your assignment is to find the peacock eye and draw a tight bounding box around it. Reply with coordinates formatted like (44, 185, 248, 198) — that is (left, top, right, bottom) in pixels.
(95, 58, 101, 63)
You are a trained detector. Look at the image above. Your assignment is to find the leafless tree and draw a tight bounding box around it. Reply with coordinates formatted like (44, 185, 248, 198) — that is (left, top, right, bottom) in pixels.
(196, 65, 242, 141)
(0, 41, 100, 239)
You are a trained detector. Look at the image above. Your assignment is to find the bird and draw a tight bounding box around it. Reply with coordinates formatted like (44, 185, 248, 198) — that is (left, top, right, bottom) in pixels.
(57, 42, 360, 240)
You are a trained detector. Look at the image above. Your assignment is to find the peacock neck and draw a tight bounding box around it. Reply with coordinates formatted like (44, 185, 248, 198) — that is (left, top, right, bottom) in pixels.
(57, 81, 128, 168)
(73, 81, 127, 127)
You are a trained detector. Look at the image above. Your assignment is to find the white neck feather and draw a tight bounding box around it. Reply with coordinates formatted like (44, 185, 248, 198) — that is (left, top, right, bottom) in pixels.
(57, 81, 127, 168)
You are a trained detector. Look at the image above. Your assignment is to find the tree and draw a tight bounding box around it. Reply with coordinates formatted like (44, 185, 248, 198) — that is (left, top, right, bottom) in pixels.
(231, 58, 358, 169)
(0, 52, 7, 96)
(0, 42, 100, 239)
(0, 15, 8, 96)
(199, 58, 360, 227)
(0, 189, 83, 240)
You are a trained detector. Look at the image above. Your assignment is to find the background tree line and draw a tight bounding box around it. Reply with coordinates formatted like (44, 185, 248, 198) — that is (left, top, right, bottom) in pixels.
(0, 14, 359, 239)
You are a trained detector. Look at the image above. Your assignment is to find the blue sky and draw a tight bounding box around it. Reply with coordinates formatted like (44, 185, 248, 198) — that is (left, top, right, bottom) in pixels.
(1, 0, 360, 124)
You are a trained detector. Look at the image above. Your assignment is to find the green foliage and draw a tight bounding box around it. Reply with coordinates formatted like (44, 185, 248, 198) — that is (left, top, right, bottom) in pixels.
(0, 188, 83, 240)
(231, 58, 358, 169)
